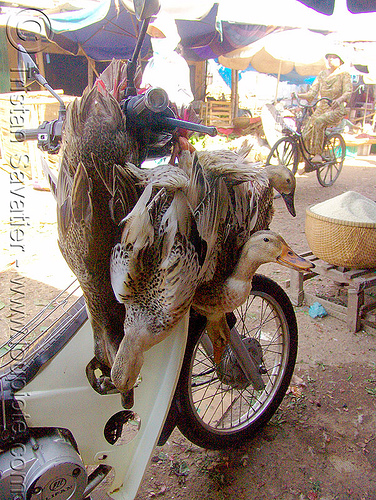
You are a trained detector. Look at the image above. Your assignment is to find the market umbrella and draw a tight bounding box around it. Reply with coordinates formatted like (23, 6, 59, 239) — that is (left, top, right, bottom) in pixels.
(219, 29, 327, 74)
(47, 0, 277, 63)
(219, 29, 328, 100)
(46, 0, 150, 60)
(217, 0, 376, 38)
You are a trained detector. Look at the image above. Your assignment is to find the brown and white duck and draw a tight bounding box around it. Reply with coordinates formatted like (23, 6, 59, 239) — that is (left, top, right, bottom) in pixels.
(193, 230, 314, 364)
(176, 150, 305, 364)
(110, 179, 209, 392)
(56, 61, 143, 380)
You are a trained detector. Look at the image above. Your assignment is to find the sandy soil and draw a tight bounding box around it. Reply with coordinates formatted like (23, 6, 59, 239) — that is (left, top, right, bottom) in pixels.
(0, 155, 376, 500)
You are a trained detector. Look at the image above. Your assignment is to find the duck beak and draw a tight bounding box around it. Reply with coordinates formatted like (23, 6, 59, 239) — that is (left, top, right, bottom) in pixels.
(277, 243, 315, 271)
(281, 191, 296, 217)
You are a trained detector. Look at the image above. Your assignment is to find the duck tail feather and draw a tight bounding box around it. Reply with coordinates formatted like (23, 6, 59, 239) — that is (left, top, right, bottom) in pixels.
(95, 59, 128, 101)
(90, 152, 109, 191)
(63, 86, 97, 140)
(187, 152, 210, 215)
(71, 162, 93, 225)
(236, 139, 253, 159)
(249, 184, 259, 232)
(120, 183, 154, 250)
(76, 86, 98, 128)
(63, 96, 81, 139)
(177, 150, 193, 176)
(196, 150, 261, 185)
(109, 163, 141, 224)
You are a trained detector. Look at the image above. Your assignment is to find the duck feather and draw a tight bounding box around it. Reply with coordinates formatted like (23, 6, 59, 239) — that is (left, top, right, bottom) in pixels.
(56, 78, 142, 371)
(110, 185, 205, 392)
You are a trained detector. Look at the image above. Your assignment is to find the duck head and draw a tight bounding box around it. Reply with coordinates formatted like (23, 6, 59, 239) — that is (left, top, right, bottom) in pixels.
(111, 323, 146, 393)
(264, 165, 296, 217)
(241, 230, 314, 277)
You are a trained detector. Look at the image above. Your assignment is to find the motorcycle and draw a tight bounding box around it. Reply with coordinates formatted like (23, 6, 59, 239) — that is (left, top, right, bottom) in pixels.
(1, 2, 301, 498)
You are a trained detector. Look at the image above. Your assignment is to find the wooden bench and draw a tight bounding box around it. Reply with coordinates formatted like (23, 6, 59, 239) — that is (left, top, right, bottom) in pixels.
(287, 251, 376, 333)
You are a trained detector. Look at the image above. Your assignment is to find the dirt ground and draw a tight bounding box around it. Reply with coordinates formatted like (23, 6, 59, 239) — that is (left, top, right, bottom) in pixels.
(1, 155, 376, 500)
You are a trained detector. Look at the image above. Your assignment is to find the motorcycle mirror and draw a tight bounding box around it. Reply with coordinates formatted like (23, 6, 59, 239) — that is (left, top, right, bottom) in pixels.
(17, 44, 40, 86)
(133, 0, 160, 20)
(17, 44, 66, 119)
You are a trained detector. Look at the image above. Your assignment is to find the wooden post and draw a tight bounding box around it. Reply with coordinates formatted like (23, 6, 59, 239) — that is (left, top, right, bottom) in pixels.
(274, 60, 282, 103)
(87, 56, 94, 88)
(363, 84, 369, 130)
(289, 268, 305, 306)
(347, 287, 363, 333)
(35, 39, 45, 78)
(231, 69, 239, 124)
(82, 50, 99, 88)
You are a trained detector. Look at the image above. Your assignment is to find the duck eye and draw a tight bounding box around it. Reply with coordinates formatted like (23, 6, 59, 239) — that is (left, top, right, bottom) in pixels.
(263, 237, 269, 242)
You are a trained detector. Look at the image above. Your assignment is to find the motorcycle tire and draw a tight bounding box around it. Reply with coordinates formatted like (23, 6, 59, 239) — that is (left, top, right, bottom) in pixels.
(175, 274, 298, 450)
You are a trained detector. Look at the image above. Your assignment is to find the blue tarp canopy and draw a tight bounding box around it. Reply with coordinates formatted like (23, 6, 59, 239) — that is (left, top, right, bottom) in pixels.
(48, 0, 151, 61)
(218, 63, 315, 87)
(47, 0, 279, 62)
(46, 0, 376, 65)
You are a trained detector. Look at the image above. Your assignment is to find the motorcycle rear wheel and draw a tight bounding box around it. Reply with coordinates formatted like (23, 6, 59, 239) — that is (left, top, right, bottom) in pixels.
(175, 274, 297, 449)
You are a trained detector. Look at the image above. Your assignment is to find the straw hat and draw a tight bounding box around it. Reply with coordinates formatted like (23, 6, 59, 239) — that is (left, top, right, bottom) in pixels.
(146, 12, 181, 52)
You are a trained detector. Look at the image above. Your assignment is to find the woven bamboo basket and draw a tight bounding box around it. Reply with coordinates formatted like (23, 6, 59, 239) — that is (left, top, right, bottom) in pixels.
(305, 206, 376, 269)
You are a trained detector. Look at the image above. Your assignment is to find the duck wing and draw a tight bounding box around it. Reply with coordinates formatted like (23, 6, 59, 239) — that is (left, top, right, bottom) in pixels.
(40, 153, 58, 199)
(195, 149, 261, 186)
(56, 157, 129, 364)
(193, 149, 260, 240)
(62, 85, 139, 179)
(252, 175, 274, 233)
(126, 161, 190, 192)
(179, 150, 261, 284)
(57, 161, 92, 265)
(192, 150, 260, 314)
(110, 183, 205, 392)
(88, 155, 142, 226)
(180, 152, 226, 281)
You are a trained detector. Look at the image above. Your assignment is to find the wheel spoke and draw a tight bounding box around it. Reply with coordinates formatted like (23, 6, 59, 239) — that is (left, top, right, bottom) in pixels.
(266, 137, 297, 173)
(186, 281, 294, 435)
(318, 133, 344, 186)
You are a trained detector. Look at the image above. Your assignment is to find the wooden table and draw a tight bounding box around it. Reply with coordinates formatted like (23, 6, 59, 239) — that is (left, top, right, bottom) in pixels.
(287, 251, 376, 333)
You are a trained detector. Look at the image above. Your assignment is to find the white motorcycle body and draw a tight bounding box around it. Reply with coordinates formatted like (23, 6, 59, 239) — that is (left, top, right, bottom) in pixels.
(0, 290, 188, 500)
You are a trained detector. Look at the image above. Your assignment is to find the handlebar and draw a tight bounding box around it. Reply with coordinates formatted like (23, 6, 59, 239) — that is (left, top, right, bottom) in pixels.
(14, 128, 41, 142)
(123, 88, 217, 136)
(292, 94, 332, 109)
(14, 119, 63, 154)
(15, 87, 217, 155)
(157, 116, 217, 137)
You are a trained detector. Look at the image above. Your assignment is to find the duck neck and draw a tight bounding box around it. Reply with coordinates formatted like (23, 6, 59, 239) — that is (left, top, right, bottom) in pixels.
(263, 165, 278, 187)
(233, 251, 261, 282)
